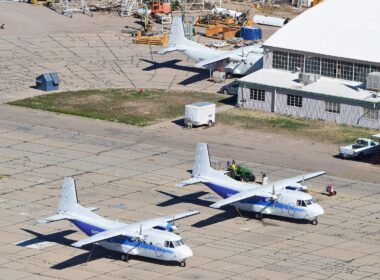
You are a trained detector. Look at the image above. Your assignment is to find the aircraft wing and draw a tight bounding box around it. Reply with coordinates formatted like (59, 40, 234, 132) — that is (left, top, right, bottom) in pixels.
(268, 171, 326, 186)
(194, 53, 243, 68)
(71, 210, 199, 248)
(210, 188, 273, 209)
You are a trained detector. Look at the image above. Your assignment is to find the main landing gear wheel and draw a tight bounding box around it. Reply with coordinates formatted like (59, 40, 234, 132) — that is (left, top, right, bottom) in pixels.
(223, 89, 228, 95)
(120, 254, 128, 262)
(208, 120, 213, 127)
(179, 260, 186, 267)
(226, 72, 233, 79)
(254, 213, 262, 220)
(311, 218, 318, 225)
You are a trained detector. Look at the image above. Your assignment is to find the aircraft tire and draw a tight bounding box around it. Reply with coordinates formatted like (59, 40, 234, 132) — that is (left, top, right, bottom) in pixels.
(120, 254, 128, 262)
(179, 260, 186, 267)
(311, 219, 318, 225)
(254, 213, 262, 220)
(226, 72, 233, 79)
(223, 89, 228, 95)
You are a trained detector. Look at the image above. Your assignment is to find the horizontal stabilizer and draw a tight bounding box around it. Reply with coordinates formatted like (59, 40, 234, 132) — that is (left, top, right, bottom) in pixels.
(175, 177, 202, 187)
(38, 213, 69, 224)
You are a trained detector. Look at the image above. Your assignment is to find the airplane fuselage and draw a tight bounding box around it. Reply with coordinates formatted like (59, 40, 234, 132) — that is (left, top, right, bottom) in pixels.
(69, 216, 193, 262)
(203, 180, 324, 221)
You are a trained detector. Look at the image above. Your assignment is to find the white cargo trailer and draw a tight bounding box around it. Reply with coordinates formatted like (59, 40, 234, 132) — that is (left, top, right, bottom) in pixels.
(184, 102, 216, 128)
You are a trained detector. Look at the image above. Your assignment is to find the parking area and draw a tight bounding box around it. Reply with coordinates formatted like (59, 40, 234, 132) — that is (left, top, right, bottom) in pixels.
(0, 3, 379, 280)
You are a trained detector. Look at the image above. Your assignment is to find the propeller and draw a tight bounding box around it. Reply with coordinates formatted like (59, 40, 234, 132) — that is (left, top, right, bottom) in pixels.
(269, 184, 279, 201)
(136, 224, 148, 241)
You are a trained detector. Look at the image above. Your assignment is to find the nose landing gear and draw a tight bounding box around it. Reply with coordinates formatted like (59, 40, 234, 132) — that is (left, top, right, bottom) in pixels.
(179, 260, 186, 267)
(311, 218, 318, 225)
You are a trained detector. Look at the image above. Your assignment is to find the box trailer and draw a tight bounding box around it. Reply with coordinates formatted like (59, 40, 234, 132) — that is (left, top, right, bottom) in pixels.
(184, 102, 216, 128)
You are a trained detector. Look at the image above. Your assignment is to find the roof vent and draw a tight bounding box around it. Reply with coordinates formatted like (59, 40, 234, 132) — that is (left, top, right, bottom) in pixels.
(366, 72, 380, 91)
(298, 73, 320, 85)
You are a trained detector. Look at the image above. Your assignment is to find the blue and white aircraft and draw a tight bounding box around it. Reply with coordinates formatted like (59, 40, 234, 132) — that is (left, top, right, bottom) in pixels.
(177, 143, 325, 225)
(39, 177, 199, 266)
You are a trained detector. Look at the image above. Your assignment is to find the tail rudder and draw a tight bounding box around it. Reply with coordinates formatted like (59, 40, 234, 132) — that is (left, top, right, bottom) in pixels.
(192, 143, 213, 178)
(58, 177, 78, 213)
(169, 16, 186, 46)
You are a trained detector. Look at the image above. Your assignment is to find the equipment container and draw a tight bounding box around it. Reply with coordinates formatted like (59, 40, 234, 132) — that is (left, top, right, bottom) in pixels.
(184, 102, 216, 128)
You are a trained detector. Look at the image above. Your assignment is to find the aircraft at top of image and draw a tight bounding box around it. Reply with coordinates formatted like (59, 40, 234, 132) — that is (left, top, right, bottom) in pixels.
(158, 17, 264, 79)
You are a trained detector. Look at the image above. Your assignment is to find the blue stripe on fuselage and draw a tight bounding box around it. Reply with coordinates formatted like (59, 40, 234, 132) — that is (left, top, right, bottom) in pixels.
(69, 220, 173, 254)
(204, 182, 305, 212)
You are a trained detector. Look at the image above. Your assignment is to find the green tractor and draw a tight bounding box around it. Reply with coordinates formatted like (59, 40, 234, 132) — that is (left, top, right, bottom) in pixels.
(227, 161, 255, 182)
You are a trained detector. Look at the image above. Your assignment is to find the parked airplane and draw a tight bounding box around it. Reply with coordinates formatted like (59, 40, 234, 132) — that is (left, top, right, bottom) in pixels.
(158, 17, 263, 78)
(39, 177, 199, 266)
(177, 143, 325, 225)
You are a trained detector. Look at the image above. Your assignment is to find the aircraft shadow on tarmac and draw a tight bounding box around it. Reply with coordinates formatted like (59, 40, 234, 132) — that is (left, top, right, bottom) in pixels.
(21, 229, 181, 268)
(140, 59, 209, 85)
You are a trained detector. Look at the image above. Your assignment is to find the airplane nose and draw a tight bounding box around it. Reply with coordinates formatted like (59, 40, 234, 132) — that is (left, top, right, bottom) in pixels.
(316, 203, 324, 215)
(178, 245, 193, 260)
(312, 203, 324, 217)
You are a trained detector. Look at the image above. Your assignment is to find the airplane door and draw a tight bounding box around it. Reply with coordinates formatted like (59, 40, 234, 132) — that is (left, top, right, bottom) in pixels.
(288, 203, 296, 217)
(155, 243, 163, 258)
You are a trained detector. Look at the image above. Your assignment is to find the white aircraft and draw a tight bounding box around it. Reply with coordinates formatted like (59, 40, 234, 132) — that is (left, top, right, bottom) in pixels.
(39, 177, 199, 266)
(158, 17, 263, 78)
(177, 143, 325, 225)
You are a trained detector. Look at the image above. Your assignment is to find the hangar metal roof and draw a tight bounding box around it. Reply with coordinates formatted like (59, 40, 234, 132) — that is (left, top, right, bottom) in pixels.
(239, 69, 380, 105)
(264, 0, 380, 64)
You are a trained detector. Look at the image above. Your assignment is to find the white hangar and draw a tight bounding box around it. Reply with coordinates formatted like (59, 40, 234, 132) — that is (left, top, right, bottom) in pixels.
(237, 0, 380, 129)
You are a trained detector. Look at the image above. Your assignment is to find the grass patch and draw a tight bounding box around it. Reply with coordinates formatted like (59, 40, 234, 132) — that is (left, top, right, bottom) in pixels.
(218, 109, 379, 145)
(8, 89, 230, 127)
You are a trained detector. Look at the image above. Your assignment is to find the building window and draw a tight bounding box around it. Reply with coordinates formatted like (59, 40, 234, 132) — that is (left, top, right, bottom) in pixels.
(273, 51, 288, 70)
(287, 95, 302, 107)
(325, 101, 340, 113)
(363, 108, 379, 120)
(250, 89, 265, 101)
(370, 65, 380, 73)
(354, 63, 371, 82)
(305, 56, 320, 74)
(289, 53, 304, 72)
(337, 61, 353, 80)
(321, 58, 337, 78)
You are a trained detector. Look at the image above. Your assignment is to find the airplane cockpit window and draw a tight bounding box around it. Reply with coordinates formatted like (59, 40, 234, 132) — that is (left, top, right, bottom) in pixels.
(297, 200, 307, 207)
(164, 241, 175, 248)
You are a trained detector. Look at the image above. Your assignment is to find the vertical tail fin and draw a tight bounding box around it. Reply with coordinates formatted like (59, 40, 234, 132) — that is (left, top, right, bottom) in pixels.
(169, 16, 186, 46)
(192, 143, 213, 178)
(58, 177, 78, 213)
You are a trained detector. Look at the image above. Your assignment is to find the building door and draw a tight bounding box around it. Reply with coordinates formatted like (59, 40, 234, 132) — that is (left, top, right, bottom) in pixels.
(271, 90, 276, 112)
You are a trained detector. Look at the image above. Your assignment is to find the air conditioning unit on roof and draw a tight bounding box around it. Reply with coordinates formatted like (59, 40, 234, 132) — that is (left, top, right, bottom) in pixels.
(298, 72, 320, 85)
(366, 72, 380, 92)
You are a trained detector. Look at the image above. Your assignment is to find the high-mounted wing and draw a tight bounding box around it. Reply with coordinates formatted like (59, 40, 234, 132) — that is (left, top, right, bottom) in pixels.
(210, 189, 273, 209)
(71, 225, 137, 248)
(71, 210, 200, 248)
(267, 171, 326, 187)
(194, 53, 244, 68)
